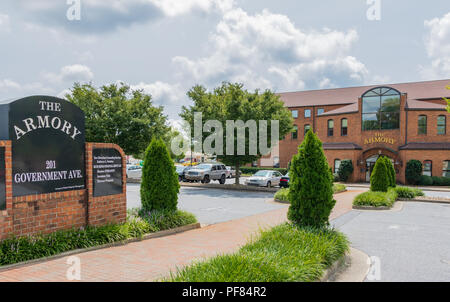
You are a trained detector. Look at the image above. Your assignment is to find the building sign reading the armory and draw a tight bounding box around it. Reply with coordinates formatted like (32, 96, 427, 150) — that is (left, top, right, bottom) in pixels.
(0, 147, 5, 210)
(92, 148, 123, 197)
(0, 96, 86, 197)
(364, 132, 396, 145)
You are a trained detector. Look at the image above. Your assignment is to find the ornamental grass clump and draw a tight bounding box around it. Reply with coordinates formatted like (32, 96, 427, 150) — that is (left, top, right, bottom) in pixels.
(140, 138, 180, 212)
(288, 130, 335, 228)
(370, 157, 389, 192)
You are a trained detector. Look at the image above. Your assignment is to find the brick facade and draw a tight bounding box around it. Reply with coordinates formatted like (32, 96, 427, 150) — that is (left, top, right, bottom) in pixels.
(0, 141, 127, 240)
(260, 81, 450, 184)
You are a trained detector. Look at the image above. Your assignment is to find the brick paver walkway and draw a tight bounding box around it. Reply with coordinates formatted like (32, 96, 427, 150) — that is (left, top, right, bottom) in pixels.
(0, 190, 363, 282)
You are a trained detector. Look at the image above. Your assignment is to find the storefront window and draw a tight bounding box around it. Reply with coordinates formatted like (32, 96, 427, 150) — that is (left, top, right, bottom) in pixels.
(362, 87, 400, 130)
(292, 125, 298, 139)
(418, 115, 427, 135)
(341, 118, 348, 136)
(334, 159, 341, 173)
(328, 120, 334, 136)
(304, 109, 311, 118)
(304, 124, 311, 136)
(443, 161, 450, 178)
(437, 115, 446, 135)
(423, 160, 432, 177)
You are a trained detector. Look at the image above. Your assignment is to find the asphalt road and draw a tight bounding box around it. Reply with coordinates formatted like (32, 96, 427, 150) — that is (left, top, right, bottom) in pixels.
(126, 183, 286, 225)
(332, 202, 450, 282)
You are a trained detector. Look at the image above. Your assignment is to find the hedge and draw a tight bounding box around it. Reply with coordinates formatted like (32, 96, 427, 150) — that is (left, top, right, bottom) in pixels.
(418, 175, 450, 186)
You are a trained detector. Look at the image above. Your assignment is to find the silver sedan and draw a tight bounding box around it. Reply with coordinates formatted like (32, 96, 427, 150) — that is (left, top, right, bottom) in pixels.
(244, 170, 282, 188)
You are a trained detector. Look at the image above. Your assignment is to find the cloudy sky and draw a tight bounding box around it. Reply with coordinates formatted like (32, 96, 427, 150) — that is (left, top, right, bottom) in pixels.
(0, 0, 449, 123)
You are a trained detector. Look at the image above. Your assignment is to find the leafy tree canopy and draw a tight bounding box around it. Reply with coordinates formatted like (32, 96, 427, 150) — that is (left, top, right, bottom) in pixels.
(65, 82, 169, 156)
(180, 82, 293, 184)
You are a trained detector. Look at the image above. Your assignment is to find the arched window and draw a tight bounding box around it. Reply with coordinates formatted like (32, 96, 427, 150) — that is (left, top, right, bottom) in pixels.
(418, 115, 427, 135)
(362, 87, 400, 130)
(341, 118, 348, 136)
(437, 115, 446, 135)
(334, 159, 341, 173)
(328, 120, 334, 136)
(292, 125, 298, 139)
(443, 161, 450, 177)
(304, 124, 311, 136)
(423, 160, 432, 177)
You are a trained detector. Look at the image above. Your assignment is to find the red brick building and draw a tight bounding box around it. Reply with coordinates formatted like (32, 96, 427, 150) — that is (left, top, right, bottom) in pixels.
(264, 79, 450, 184)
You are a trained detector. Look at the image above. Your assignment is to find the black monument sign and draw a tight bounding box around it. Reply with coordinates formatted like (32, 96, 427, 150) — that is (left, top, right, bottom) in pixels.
(0, 96, 86, 196)
(92, 148, 123, 197)
(0, 147, 5, 210)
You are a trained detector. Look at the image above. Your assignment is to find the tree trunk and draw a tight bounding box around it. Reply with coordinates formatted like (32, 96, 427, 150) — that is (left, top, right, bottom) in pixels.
(235, 161, 240, 185)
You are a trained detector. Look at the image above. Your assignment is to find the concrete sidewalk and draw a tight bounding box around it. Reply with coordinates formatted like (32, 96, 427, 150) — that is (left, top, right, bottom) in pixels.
(0, 190, 363, 282)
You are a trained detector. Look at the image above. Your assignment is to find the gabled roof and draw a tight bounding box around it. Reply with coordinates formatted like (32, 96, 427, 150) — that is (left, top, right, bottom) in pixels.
(405, 99, 447, 111)
(319, 103, 358, 116)
(278, 79, 450, 108)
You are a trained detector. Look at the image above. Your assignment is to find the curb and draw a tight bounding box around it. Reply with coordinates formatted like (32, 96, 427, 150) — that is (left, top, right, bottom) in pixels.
(352, 201, 404, 212)
(320, 254, 348, 282)
(398, 197, 450, 204)
(0, 223, 201, 273)
(325, 247, 370, 282)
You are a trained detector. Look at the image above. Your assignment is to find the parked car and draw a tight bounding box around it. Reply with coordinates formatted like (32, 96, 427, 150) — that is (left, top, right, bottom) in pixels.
(126, 165, 142, 179)
(176, 165, 195, 182)
(225, 166, 236, 178)
(184, 163, 228, 184)
(245, 170, 282, 188)
(279, 172, 290, 188)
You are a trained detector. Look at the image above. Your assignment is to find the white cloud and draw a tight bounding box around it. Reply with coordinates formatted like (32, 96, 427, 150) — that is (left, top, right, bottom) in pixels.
(420, 12, 450, 79)
(0, 79, 20, 91)
(43, 64, 94, 83)
(0, 13, 10, 32)
(173, 7, 367, 91)
(14, 0, 234, 34)
(0, 78, 54, 95)
(131, 81, 184, 105)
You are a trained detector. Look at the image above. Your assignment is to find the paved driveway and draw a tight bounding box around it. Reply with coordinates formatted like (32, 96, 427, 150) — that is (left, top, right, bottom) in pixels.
(127, 183, 285, 225)
(333, 202, 450, 282)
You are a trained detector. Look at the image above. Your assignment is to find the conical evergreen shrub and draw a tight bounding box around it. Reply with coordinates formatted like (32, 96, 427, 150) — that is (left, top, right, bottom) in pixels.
(288, 130, 336, 227)
(384, 157, 396, 187)
(140, 138, 180, 212)
(370, 157, 388, 192)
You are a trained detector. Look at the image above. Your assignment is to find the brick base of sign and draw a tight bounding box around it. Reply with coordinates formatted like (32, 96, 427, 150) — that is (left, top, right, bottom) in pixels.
(0, 141, 127, 240)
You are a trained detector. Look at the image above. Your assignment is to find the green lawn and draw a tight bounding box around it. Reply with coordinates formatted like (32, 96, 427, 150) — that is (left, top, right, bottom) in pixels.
(167, 223, 349, 282)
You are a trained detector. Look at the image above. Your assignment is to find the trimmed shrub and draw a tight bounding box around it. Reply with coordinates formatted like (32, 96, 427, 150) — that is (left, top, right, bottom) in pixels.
(337, 160, 354, 182)
(430, 176, 450, 186)
(405, 160, 422, 185)
(288, 131, 335, 227)
(418, 175, 433, 186)
(370, 157, 389, 192)
(383, 157, 396, 187)
(395, 186, 424, 199)
(353, 188, 398, 208)
(140, 138, 180, 212)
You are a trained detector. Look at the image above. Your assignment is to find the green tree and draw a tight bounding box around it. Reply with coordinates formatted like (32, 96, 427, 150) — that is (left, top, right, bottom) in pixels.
(180, 82, 293, 184)
(383, 157, 396, 187)
(66, 82, 169, 156)
(370, 157, 388, 192)
(288, 130, 336, 227)
(337, 160, 354, 182)
(405, 159, 422, 185)
(140, 138, 180, 212)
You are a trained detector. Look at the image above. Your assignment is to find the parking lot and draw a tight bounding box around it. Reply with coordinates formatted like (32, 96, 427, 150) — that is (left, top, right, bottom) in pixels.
(126, 183, 286, 225)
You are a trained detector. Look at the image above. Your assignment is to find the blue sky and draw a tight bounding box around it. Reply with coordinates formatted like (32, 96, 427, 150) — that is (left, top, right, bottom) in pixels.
(0, 0, 449, 122)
